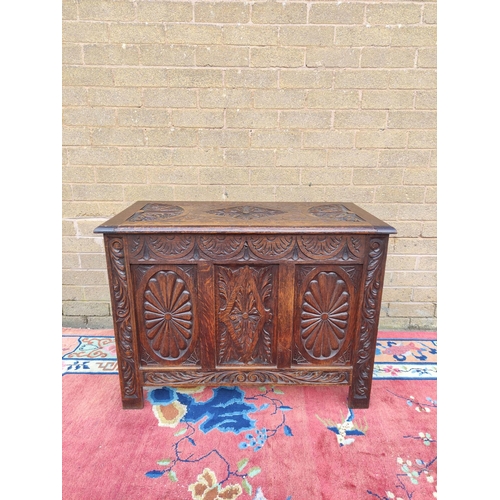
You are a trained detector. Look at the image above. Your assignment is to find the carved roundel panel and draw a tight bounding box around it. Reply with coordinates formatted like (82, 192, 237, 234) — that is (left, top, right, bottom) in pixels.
(299, 271, 350, 362)
(142, 269, 195, 363)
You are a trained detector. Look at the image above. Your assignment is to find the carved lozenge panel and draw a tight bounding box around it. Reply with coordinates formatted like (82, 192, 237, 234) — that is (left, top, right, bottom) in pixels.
(216, 265, 277, 366)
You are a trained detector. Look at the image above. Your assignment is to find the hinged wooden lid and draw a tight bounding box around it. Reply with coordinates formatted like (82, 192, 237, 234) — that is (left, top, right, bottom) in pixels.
(94, 201, 396, 235)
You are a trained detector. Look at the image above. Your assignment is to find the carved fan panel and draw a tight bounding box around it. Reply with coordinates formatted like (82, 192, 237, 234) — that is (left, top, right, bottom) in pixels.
(138, 267, 198, 365)
(216, 265, 277, 366)
(295, 267, 356, 365)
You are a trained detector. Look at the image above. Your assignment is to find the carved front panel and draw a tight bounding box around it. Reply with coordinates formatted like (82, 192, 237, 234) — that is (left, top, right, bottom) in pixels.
(216, 265, 277, 366)
(294, 265, 360, 366)
(134, 265, 199, 367)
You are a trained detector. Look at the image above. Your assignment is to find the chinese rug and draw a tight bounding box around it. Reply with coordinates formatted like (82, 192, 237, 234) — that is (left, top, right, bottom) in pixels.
(62, 329, 437, 500)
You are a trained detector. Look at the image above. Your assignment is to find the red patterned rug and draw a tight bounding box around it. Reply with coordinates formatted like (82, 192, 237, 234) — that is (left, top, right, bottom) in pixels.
(63, 329, 436, 500)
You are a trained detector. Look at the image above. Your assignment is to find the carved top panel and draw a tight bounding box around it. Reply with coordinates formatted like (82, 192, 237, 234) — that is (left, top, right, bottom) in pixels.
(94, 202, 396, 235)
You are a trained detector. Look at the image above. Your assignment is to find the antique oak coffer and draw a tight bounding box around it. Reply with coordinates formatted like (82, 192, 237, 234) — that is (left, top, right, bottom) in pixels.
(94, 201, 396, 409)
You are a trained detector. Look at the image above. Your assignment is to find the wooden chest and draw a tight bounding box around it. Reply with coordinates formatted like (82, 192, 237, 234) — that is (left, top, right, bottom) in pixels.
(94, 201, 396, 409)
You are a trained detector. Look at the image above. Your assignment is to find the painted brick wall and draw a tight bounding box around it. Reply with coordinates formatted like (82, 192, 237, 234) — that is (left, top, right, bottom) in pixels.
(62, 0, 437, 330)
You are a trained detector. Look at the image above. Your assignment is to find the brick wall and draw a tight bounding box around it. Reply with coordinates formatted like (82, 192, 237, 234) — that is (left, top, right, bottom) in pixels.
(62, 0, 437, 330)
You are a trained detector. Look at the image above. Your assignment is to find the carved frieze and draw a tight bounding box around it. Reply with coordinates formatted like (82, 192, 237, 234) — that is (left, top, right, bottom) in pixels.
(207, 205, 285, 220)
(127, 203, 184, 223)
(129, 235, 194, 261)
(308, 204, 364, 222)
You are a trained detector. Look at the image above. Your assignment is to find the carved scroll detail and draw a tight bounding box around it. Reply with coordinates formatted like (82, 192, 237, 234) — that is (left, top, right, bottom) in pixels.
(207, 205, 285, 220)
(144, 370, 349, 386)
(198, 235, 245, 259)
(308, 204, 364, 222)
(352, 237, 387, 401)
(248, 235, 295, 259)
(127, 203, 184, 222)
(129, 235, 194, 261)
(107, 237, 138, 399)
(298, 235, 364, 261)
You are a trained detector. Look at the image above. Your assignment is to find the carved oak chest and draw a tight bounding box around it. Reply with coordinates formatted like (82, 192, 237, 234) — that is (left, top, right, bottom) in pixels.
(94, 201, 396, 409)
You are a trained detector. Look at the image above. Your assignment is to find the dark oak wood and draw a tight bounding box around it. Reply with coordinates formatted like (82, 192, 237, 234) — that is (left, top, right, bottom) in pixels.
(95, 202, 396, 409)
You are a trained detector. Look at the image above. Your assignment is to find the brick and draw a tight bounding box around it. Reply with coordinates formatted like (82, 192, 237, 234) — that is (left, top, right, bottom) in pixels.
(389, 70, 436, 89)
(62, 220, 76, 237)
(335, 111, 387, 129)
(423, 5, 437, 24)
(417, 256, 437, 271)
(63, 66, 113, 86)
(252, 3, 307, 24)
(62, 0, 77, 20)
(417, 48, 437, 68)
(63, 287, 84, 301)
(386, 255, 418, 271)
(172, 148, 225, 166)
(222, 186, 276, 202)
(145, 128, 198, 147)
(391, 27, 436, 47)
(335, 70, 389, 89)
(279, 26, 335, 47)
(430, 150, 437, 167)
(356, 130, 407, 149)
(388, 271, 436, 287)
(425, 187, 437, 203)
(277, 149, 326, 167)
(335, 27, 392, 47)
(306, 48, 360, 68)
(225, 69, 278, 89)
(63, 44, 82, 64)
(388, 302, 435, 318)
(78, 1, 135, 20)
(409, 318, 437, 330)
(199, 167, 249, 185)
(137, 2, 192, 22)
(223, 26, 278, 46)
(83, 44, 139, 66)
(87, 317, 114, 329)
(393, 238, 437, 255)
(63, 87, 88, 106)
(382, 287, 413, 302)
(172, 110, 224, 128)
(375, 186, 425, 203)
(63, 127, 91, 146)
(415, 90, 437, 110)
(251, 130, 301, 149)
(117, 108, 170, 127)
(62, 235, 104, 253)
(362, 90, 413, 109)
(113, 68, 168, 87)
(275, 186, 327, 203)
(412, 287, 437, 302)
(63, 184, 73, 201)
(79, 253, 107, 270)
(148, 167, 199, 185)
(225, 149, 275, 167)
(199, 130, 250, 148)
(251, 47, 305, 68)
(254, 89, 306, 109)
(166, 24, 222, 45)
(328, 150, 378, 167)
(72, 184, 123, 201)
(408, 131, 437, 149)
(388, 111, 437, 129)
(309, 4, 364, 25)
(195, 2, 249, 23)
(379, 150, 430, 167)
(84, 286, 113, 301)
(174, 185, 226, 200)
(62, 316, 87, 328)
(62, 202, 128, 219)
(324, 186, 375, 203)
(142, 88, 197, 108)
(398, 204, 436, 221)
(75, 219, 109, 237)
(168, 69, 223, 88)
(123, 184, 175, 200)
(196, 46, 249, 67)
(361, 48, 416, 68)
(301, 167, 352, 186)
(280, 111, 331, 129)
(109, 23, 165, 44)
(120, 148, 172, 166)
(63, 270, 109, 286)
(63, 166, 95, 183)
(421, 222, 437, 238)
(63, 108, 115, 126)
(403, 168, 437, 186)
(360, 203, 399, 221)
(352, 168, 404, 186)
(92, 128, 144, 146)
(67, 147, 120, 165)
(95, 166, 148, 184)
(62, 21, 108, 42)
(280, 70, 332, 89)
(199, 89, 252, 109)
(366, 4, 422, 25)
(303, 130, 355, 149)
(250, 168, 299, 185)
(226, 109, 278, 129)
(63, 301, 109, 316)
(140, 45, 195, 67)
(306, 90, 359, 109)
(88, 87, 141, 107)
(379, 318, 410, 330)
